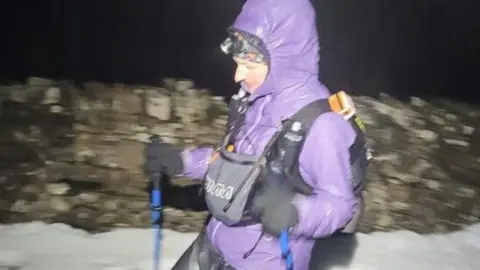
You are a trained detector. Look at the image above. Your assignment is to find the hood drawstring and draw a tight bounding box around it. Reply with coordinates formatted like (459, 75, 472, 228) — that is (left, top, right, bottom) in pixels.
(243, 231, 265, 259)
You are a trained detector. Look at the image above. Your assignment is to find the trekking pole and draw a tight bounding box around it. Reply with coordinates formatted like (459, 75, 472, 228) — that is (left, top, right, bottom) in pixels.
(280, 229, 294, 270)
(149, 138, 164, 270)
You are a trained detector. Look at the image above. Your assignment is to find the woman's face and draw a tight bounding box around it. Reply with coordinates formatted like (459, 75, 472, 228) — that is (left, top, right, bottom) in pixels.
(233, 57, 269, 93)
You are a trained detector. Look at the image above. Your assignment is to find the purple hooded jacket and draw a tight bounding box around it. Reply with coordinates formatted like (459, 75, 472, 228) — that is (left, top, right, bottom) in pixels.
(180, 0, 357, 269)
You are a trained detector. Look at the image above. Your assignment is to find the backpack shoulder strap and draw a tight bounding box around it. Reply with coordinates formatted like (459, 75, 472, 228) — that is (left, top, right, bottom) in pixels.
(270, 99, 332, 195)
(278, 97, 369, 195)
(287, 98, 332, 133)
(283, 96, 370, 196)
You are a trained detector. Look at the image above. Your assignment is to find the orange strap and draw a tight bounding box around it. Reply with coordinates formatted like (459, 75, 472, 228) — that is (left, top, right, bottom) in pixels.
(328, 90, 356, 120)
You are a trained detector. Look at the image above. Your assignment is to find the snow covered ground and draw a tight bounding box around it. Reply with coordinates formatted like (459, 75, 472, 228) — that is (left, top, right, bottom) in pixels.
(0, 221, 479, 270)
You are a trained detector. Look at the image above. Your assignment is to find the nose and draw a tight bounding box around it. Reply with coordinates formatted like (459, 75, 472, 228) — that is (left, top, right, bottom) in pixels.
(234, 65, 247, 83)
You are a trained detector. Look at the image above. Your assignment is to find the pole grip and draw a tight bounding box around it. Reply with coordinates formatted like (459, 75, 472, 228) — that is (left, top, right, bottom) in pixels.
(152, 171, 162, 191)
(148, 135, 165, 191)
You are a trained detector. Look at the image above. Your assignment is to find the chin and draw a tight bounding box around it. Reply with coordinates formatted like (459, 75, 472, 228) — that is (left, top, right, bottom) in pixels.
(241, 83, 257, 93)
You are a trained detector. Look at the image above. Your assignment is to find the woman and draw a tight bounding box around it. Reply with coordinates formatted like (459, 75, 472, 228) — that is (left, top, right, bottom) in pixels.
(147, 0, 366, 269)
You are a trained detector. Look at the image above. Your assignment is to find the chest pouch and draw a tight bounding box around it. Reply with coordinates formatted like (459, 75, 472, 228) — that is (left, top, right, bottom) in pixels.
(204, 129, 283, 226)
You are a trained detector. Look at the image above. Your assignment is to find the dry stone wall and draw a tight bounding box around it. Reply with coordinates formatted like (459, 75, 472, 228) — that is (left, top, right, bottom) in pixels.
(0, 77, 479, 234)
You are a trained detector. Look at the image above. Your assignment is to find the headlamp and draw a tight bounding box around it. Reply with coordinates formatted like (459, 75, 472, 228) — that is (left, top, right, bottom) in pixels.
(220, 27, 270, 64)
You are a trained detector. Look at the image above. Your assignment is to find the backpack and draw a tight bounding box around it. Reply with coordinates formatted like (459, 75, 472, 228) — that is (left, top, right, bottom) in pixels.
(223, 90, 371, 232)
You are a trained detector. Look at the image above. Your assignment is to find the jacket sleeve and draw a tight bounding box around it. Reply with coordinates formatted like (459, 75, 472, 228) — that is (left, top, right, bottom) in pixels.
(291, 112, 357, 238)
(180, 147, 214, 180)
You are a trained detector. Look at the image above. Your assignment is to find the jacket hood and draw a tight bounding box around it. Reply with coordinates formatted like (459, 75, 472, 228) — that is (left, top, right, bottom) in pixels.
(232, 0, 325, 100)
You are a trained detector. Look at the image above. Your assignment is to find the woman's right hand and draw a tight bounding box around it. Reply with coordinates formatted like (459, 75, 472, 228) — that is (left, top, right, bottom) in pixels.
(145, 135, 184, 176)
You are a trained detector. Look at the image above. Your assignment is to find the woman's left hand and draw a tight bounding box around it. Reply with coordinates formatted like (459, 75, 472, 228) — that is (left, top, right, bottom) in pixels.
(253, 186, 299, 237)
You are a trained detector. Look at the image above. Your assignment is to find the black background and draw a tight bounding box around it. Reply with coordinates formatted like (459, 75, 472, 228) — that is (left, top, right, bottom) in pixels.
(1, 0, 479, 102)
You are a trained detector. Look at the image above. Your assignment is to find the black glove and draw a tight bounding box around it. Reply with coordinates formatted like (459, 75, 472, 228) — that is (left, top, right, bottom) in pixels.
(253, 185, 299, 237)
(145, 135, 184, 176)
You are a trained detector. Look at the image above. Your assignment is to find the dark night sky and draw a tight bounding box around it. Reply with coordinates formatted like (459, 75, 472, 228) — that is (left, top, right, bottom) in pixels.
(1, 0, 479, 102)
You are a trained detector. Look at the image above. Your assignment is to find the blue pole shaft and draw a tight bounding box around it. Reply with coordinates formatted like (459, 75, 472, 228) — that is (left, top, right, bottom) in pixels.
(280, 230, 293, 270)
(151, 181, 162, 270)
